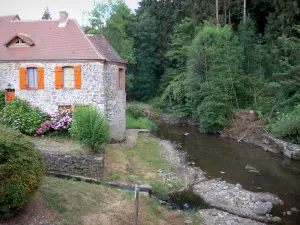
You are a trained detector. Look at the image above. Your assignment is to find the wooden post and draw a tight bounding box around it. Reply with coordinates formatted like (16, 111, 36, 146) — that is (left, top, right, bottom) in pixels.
(135, 185, 140, 225)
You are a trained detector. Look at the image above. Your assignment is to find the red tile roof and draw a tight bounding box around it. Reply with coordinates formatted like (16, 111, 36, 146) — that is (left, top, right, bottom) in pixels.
(88, 35, 126, 64)
(0, 16, 107, 61)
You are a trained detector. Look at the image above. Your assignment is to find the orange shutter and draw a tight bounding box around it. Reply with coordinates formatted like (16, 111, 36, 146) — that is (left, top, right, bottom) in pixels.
(38, 67, 44, 89)
(19, 67, 26, 89)
(74, 65, 81, 89)
(55, 66, 63, 89)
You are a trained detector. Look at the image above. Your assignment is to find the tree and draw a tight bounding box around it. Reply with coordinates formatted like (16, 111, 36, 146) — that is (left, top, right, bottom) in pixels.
(42, 7, 52, 20)
(87, 0, 122, 34)
(131, 13, 159, 100)
(266, 0, 300, 39)
(104, 2, 135, 64)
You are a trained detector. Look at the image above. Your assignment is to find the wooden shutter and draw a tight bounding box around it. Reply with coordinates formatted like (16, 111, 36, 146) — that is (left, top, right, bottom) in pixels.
(74, 65, 81, 89)
(19, 67, 26, 89)
(55, 66, 63, 89)
(37, 67, 44, 89)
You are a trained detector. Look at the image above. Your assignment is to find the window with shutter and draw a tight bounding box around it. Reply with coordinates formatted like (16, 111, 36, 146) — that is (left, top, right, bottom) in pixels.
(27, 68, 38, 88)
(63, 67, 74, 88)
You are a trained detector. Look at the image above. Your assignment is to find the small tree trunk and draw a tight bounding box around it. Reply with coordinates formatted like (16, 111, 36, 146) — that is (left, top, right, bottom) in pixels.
(224, 0, 227, 24)
(216, 0, 219, 29)
(228, 0, 231, 25)
(243, 0, 246, 23)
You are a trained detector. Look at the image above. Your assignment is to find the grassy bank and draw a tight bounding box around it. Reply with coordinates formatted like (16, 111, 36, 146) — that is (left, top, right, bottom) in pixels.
(126, 102, 158, 131)
(105, 135, 184, 194)
(37, 176, 199, 225)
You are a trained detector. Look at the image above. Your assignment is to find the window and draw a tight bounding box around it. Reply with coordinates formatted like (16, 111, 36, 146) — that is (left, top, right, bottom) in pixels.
(13, 38, 25, 44)
(118, 67, 125, 90)
(27, 68, 38, 88)
(58, 105, 72, 112)
(63, 67, 74, 88)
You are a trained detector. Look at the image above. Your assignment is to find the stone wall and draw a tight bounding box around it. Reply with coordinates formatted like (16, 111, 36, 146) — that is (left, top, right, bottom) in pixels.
(0, 61, 105, 114)
(103, 63, 126, 142)
(42, 150, 104, 180)
(0, 60, 127, 141)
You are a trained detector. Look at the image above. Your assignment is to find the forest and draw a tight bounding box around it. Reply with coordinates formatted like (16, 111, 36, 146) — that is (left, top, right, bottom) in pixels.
(84, 0, 300, 144)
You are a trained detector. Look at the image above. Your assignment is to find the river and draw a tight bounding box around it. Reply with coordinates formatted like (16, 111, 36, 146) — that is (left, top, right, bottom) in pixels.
(154, 121, 300, 225)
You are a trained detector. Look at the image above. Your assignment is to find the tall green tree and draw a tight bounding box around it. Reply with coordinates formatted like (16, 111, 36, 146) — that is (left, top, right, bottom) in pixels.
(104, 2, 135, 64)
(131, 13, 159, 100)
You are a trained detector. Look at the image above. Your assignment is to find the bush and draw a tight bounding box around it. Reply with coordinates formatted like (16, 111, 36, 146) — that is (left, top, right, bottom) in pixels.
(0, 98, 47, 135)
(0, 90, 5, 110)
(35, 109, 72, 136)
(126, 114, 158, 131)
(270, 106, 300, 144)
(126, 103, 145, 119)
(70, 106, 109, 153)
(0, 125, 44, 218)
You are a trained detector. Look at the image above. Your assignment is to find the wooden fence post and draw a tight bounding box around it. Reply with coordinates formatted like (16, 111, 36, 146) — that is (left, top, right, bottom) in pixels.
(135, 184, 140, 225)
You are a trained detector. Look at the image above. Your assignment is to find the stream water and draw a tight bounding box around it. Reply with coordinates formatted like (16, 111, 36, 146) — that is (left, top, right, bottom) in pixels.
(154, 121, 300, 225)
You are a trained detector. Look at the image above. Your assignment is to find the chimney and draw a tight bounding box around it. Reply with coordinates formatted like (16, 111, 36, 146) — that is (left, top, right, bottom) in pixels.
(58, 11, 68, 27)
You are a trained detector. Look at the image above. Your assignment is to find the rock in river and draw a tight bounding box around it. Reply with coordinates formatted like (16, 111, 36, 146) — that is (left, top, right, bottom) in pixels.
(198, 209, 266, 225)
(193, 180, 283, 223)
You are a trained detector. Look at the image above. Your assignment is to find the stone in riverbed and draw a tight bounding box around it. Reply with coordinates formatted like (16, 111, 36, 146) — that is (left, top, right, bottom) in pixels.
(291, 207, 299, 212)
(193, 180, 283, 223)
(253, 202, 273, 216)
(245, 165, 260, 173)
(198, 209, 266, 225)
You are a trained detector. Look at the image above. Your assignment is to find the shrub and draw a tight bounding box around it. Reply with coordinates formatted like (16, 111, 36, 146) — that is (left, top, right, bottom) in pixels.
(126, 114, 158, 131)
(0, 90, 5, 110)
(0, 125, 44, 218)
(270, 106, 300, 144)
(0, 98, 47, 135)
(70, 106, 109, 153)
(126, 103, 145, 119)
(35, 109, 72, 136)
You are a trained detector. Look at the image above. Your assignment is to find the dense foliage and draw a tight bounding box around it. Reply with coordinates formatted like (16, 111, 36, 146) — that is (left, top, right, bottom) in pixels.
(126, 103, 158, 131)
(0, 99, 47, 135)
(0, 125, 44, 218)
(70, 106, 109, 153)
(85, 0, 300, 143)
(0, 91, 5, 110)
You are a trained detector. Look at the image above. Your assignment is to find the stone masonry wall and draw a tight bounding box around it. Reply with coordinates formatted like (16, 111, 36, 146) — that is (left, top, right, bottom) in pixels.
(0, 60, 126, 141)
(42, 150, 104, 180)
(104, 63, 126, 142)
(0, 61, 105, 114)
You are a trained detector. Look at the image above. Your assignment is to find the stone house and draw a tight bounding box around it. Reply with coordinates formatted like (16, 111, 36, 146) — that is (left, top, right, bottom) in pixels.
(0, 12, 126, 141)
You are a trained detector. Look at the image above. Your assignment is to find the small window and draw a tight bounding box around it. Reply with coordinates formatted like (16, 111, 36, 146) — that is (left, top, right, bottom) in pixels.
(63, 67, 74, 88)
(58, 105, 72, 112)
(27, 68, 38, 88)
(118, 68, 125, 90)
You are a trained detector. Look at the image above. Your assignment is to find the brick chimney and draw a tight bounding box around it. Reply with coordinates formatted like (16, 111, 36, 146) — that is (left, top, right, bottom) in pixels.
(58, 11, 68, 27)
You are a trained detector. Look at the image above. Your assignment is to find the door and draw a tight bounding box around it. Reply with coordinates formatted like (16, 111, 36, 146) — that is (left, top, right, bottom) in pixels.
(6, 89, 15, 103)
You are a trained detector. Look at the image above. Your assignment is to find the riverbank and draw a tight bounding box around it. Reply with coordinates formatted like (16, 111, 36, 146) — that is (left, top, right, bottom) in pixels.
(131, 102, 300, 160)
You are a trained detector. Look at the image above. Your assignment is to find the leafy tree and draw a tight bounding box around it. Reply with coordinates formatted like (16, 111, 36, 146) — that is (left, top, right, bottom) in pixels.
(87, 0, 122, 34)
(266, 0, 300, 39)
(104, 2, 135, 64)
(131, 13, 159, 100)
(42, 7, 52, 20)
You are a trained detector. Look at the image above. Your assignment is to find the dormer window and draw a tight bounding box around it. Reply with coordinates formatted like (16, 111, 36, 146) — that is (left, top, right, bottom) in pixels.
(4, 33, 35, 48)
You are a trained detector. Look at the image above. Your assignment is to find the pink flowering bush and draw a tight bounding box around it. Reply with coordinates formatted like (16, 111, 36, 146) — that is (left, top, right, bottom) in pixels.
(50, 109, 72, 131)
(35, 109, 72, 136)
